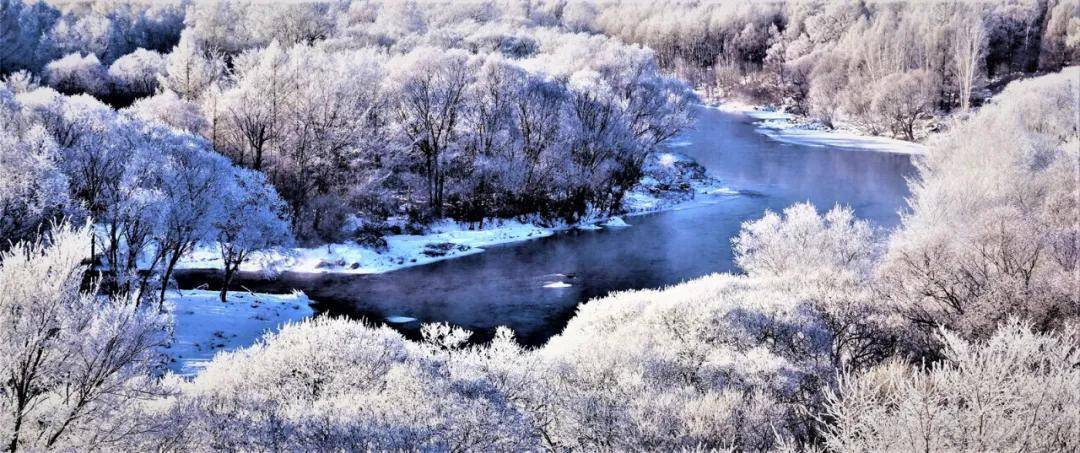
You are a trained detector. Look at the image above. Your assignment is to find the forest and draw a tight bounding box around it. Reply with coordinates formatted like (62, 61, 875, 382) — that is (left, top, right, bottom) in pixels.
(0, 0, 1078, 451)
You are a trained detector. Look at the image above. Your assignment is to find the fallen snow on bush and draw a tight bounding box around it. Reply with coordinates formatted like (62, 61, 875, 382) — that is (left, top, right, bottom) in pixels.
(163, 289, 315, 376)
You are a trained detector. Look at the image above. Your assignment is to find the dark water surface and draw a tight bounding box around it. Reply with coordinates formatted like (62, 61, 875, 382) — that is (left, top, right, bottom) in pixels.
(177, 106, 916, 346)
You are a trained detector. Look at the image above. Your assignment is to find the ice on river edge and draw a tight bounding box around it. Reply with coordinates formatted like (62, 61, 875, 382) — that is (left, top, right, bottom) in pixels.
(710, 101, 927, 155)
(543, 281, 573, 288)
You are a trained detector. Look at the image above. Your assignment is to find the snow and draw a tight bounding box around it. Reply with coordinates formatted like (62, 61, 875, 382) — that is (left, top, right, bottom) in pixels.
(664, 139, 693, 148)
(621, 150, 734, 215)
(543, 281, 573, 288)
(163, 289, 314, 377)
(179, 219, 556, 275)
(707, 187, 740, 196)
(603, 217, 630, 227)
(710, 101, 926, 155)
(178, 159, 739, 276)
(756, 125, 927, 154)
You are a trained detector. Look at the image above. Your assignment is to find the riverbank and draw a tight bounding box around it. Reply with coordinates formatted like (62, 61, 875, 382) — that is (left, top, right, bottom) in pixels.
(708, 100, 927, 155)
(163, 289, 314, 376)
(164, 101, 918, 377)
(178, 150, 737, 276)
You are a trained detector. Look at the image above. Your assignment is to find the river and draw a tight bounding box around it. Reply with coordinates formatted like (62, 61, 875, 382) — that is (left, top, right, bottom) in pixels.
(176, 105, 917, 347)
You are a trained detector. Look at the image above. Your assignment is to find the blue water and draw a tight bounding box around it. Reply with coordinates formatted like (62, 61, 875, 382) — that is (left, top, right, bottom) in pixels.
(177, 106, 916, 346)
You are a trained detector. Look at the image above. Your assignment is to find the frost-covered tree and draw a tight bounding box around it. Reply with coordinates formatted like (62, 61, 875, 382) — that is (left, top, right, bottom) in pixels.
(108, 48, 165, 98)
(870, 70, 938, 140)
(262, 46, 386, 239)
(0, 0, 60, 74)
(43, 53, 110, 97)
(217, 40, 289, 170)
(181, 0, 253, 58)
(0, 122, 69, 248)
(0, 224, 167, 451)
(822, 320, 1080, 452)
(882, 68, 1080, 350)
(158, 31, 223, 101)
(124, 90, 208, 135)
(47, 12, 120, 65)
(387, 47, 475, 218)
(214, 168, 291, 302)
(950, 7, 987, 112)
(16, 91, 127, 262)
(1039, 0, 1080, 70)
(148, 132, 233, 306)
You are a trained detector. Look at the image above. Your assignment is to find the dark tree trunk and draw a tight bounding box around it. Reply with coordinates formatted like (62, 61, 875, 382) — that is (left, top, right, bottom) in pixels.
(220, 264, 235, 303)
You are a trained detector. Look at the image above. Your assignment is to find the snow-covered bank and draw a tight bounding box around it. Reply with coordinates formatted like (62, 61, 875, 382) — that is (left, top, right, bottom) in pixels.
(711, 101, 926, 155)
(622, 151, 737, 214)
(179, 151, 739, 276)
(163, 290, 314, 376)
(179, 220, 556, 275)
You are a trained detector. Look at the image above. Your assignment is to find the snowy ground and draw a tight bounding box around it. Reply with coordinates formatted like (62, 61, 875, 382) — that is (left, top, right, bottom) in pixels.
(711, 101, 926, 155)
(179, 152, 737, 276)
(163, 289, 314, 376)
(622, 151, 737, 214)
(179, 219, 556, 275)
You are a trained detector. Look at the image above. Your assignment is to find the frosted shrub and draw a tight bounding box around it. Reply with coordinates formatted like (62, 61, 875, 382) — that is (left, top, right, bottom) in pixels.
(535, 274, 834, 450)
(733, 203, 874, 280)
(108, 48, 166, 97)
(163, 317, 534, 451)
(822, 320, 1080, 452)
(882, 68, 1080, 349)
(0, 224, 168, 451)
(44, 53, 110, 97)
(734, 203, 890, 369)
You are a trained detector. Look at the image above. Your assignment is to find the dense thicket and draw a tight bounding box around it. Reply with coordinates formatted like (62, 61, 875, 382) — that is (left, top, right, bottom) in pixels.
(201, 35, 691, 239)
(579, 0, 1080, 137)
(6, 0, 696, 243)
(8, 0, 1075, 239)
(0, 84, 291, 305)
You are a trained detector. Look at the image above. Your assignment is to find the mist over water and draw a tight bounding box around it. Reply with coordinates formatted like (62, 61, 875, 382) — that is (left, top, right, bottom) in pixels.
(177, 105, 916, 346)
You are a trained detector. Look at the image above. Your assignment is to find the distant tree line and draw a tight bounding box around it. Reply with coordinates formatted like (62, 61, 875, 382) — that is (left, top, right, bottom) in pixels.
(574, 0, 1079, 138)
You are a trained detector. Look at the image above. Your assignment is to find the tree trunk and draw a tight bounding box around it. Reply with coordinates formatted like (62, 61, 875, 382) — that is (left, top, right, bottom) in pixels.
(159, 251, 183, 311)
(9, 414, 21, 452)
(253, 141, 264, 170)
(220, 263, 235, 303)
